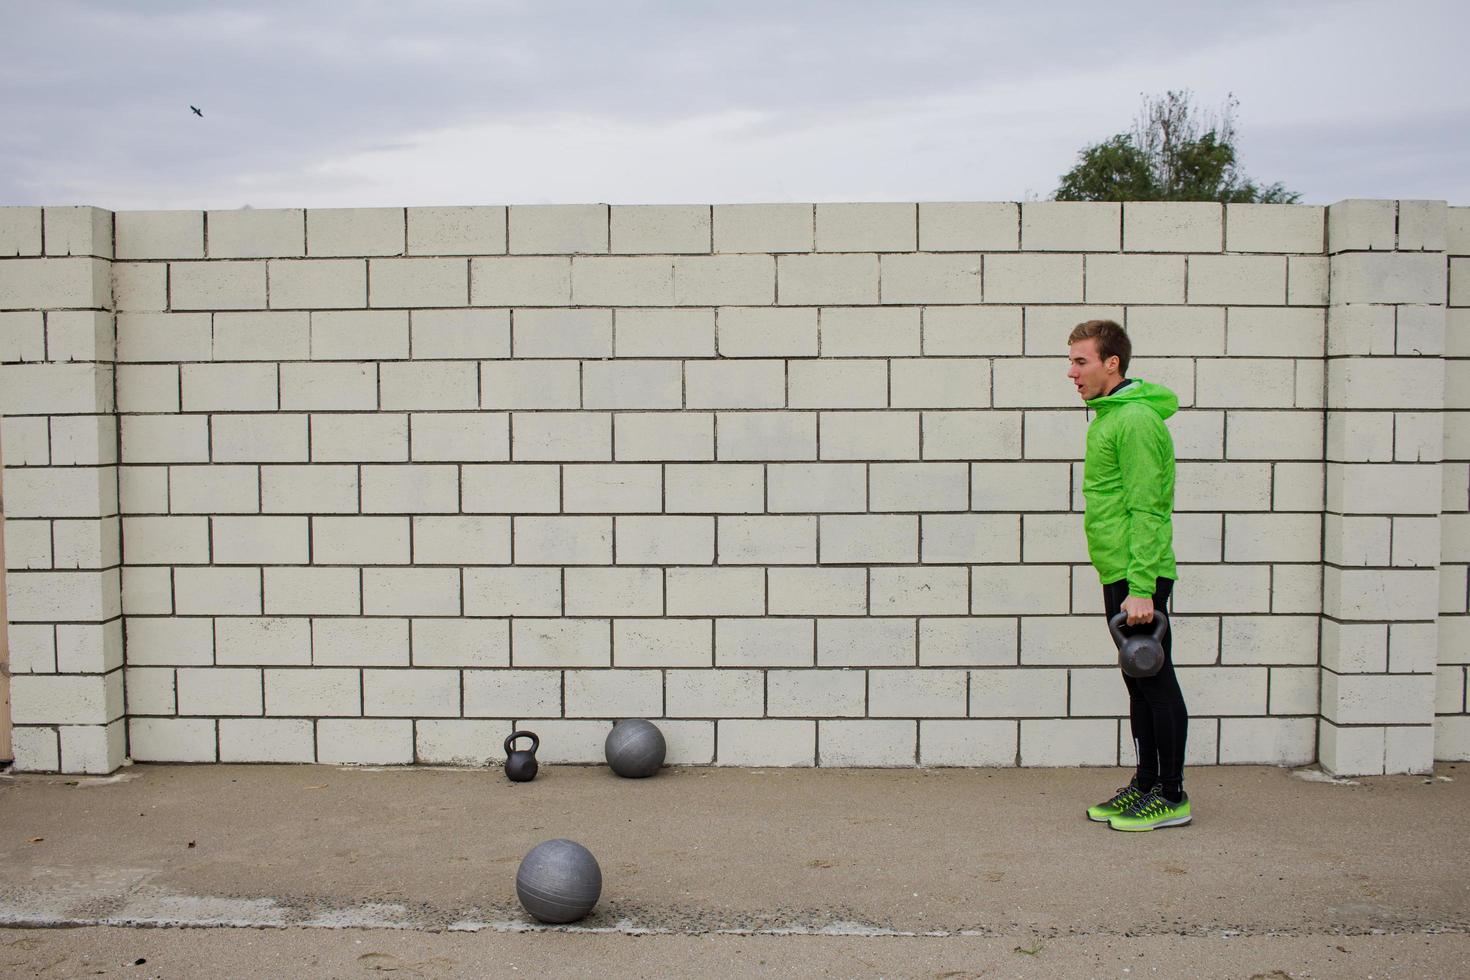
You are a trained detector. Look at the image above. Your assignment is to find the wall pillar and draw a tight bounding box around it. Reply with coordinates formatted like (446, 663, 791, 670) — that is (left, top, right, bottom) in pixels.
(1319, 199, 1446, 774)
(0, 205, 125, 773)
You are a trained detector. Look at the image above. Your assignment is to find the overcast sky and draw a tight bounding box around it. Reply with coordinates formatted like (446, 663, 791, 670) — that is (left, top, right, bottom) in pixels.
(2, 0, 1466, 211)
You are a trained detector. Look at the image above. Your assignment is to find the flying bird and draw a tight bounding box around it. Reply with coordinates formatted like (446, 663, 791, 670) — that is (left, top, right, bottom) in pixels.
(190, 105, 203, 117)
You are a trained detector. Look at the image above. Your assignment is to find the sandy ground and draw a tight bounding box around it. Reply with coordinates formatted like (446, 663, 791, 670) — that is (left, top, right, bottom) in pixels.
(0, 761, 1465, 977)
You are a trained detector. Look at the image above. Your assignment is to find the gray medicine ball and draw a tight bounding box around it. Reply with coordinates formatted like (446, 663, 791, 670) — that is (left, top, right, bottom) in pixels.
(515, 838, 602, 924)
(604, 718, 666, 778)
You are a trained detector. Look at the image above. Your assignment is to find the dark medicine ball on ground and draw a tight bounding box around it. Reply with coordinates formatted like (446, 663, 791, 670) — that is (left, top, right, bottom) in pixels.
(604, 719, 666, 778)
(515, 839, 602, 924)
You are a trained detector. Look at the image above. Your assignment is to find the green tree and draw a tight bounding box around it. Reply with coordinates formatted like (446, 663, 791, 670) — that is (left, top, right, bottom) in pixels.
(1054, 90, 1299, 203)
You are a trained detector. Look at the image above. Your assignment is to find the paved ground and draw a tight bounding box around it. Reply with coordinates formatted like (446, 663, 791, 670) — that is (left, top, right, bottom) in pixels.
(0, 761, 1465, 977)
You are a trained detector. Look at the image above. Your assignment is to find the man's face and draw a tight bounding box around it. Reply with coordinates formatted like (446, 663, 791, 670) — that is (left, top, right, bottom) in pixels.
(1067, 338, 1119, 402)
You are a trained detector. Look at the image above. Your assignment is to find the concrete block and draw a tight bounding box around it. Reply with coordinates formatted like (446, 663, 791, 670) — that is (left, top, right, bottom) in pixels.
(971, 462, 1071, 511)
(207, 208, 304, 258)
(260, 464, 358, 515)
(789, 359, 886, 409)
(362, 567, 460, 616)
(989, 356, 1078, 409)
(312, 515, 410, 566)
(766, 566, 866, 616)
(1440, 566, 1467, 615)
(115, 514, 201, 567)
(115, 311, 210, 363)
(1120, 306, 1222, 357)
(674, 254, 775, 306)
(126, 667, 175, 715)
(1273, 462, 1324, 512)
(469, 256, 571, 306)
(212, 310, 309, 361)
(51, 517, 120, 570)
(130, 717, 217, 762)
(509, 204, 607, 254)
(481, 360, 580, 410)
(717, 719, 815, 766)
(922, 410, 1020, 461)
(716, 411, 817, 461)
(513, 308, 611, 358)
(363, 668, 459, 717)
(9, 673, 120, 725)
(115, 210, 202, 259)
(1449, 206, 1470, 255)
(512, 618, 611, 667)
(880, 253, 981, 305)
(1218, 717, 1316, 765)
(1021, 202, 1119, 251)
(6, 566, 120, 623)
(920, 719, 1018, 766)
(614, 517, 711, 564)
(462, 669, 559, 717)
(168, 261, 266, 311)
(116, 363, 180, 414)
(983, 254, 1083, 304)
(463, 567, 561, 616)
(614, 618, 712, 667)
(1166, 563, 1270, 613)
(971, 666, 1067, 718)
(583, 359, 683, 409)
(0, 207, 43, 256)
(215, 617, 311, 667)
(267, 259, 367, 309)
(280, 362, 378, 414)
(407, 206, 507, 256)
(819, 514, 917, 564)
(1324, 514, 1391, 566)
(514, 515, 613, 565)
(0, 256, 110, 310)
(1327, 200, 1396, 253)
(168, 464, 258, 514)
(1020, 615, 1117, 666)
(922, 306, 1022, 355)
(211, 515, 308, 565)
(1272, 564, 1322, 614)
(716, 617, 813, 667)
(815, 203, 915, 252)
(665, 668, 762, 717)
(919, 202, 1017, 251)
(868, 462, 967, 512)
(564, 566, 662, 616)
(614, 412, 714, 462)
(615, 308, 715, 357)
(1227, 307, 1324, 357)
(412, 515, 511, 565)
(1324, 566, 1439, 621)
(461, 463, 559, 513)
(767, 668, 864, 717)
(1225, 204, 1325, 254)
(1224, 513, 1322, 562)
(1195, 358, 1296, 408)
(1021, 513, 1087, 563)
(1289, 255, 1329, 305)
(177, 667, 263, 716)
(562, 463, 661, 513)
(1018, 410, 1086, 461)
(819, 410, 919, 460)
(1437, 716, 1470, 762)
(4, 520, 51, 569)
(890, 358, 989, 409)
(318, 719, 414, 765)
(311, 413, 411, 463)
(1391, 515, 1440, 568)
(124, 617, 212, 667)
(1322, 672, 1436, 727)
(665, 463, 763, 513)
(572, 256, 675, 306)
(1326, 304, 1394, 357)
(818, 306, 919, 356)
(716, 515, 816, 565)
(0, 363, 113, 419)
(3, 466, 114, 519)
(306, 208, 404, 257)
(1123, 202, 1221, 252)
(777, 254, 878, 305)
(9, 727, 60, 771)
(112, 262, 167, 312)
(1326, 462, 1442, 516)
(1085, 254, 1185, 304)
(1331, 252, 1445, 305)
(310, 309, 408, 360)
(263, 667, 360, 716)
(917, 618, 1017, 667)
(1068, 667, 1129, 717)
(1022, 304, 1125, 355)
(817, 617, 914, 667)
(1327, 357, 1443, 410)
(262, 566, 360, 616)
(2, 415, 50, 465)
(972, 564, 1069, 616)
(667, 568, 765, 616)
(211, 413, 308, 464)
(611, 205, 710, 254)
(1396, 305, 1445, 357)
(411, 309, 509, 360)
(312, 618, 409, 668)
(819, 719, 916, 766)
(0, 310, 44, 362)
(871, 566, 968, 616)
(180, 363, 278, 412)
(120, 416, 209, 467)
(60, 724, 126, 773)
(369, 257, 469, 308)
(411, 619, 509, 668)
(496, 720, 607, 763)
(920, 513, 1019, 564)
(713, 204, 812, 253)
(381, 361, 479, 411)
(1187, 255, 1287, 305)
(1020, 718, 1118, 766)
(172, 566, 261, 616)
(218, 718, 315, 763)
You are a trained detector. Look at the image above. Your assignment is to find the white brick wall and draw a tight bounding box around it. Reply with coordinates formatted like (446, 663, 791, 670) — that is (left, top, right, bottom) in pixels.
(5, 198, 1463, 774)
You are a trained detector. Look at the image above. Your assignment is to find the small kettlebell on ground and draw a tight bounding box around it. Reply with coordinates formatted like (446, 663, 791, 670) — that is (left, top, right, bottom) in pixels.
(504, 731, 540, 782)
(1108, 610, 1169, 679)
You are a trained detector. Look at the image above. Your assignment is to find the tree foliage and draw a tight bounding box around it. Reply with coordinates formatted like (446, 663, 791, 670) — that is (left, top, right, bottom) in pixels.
(1054, 90, 1299, 203)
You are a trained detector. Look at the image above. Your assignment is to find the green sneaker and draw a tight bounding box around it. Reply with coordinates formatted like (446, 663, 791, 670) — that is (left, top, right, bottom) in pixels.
(1109, 790, 1191, 832)
(1086, 782, 1146, 822)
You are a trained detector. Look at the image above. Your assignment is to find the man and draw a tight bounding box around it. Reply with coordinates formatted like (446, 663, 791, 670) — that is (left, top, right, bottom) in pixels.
(1066, 319, 1191, 832)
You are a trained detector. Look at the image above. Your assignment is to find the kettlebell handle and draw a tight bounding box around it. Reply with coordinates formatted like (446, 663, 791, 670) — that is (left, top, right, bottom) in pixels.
(1107, 609, 1168, 647)
(504, 730, 539, 756)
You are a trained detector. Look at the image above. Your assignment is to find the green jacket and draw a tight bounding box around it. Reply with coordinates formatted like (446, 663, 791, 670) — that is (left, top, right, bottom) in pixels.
(1082, 379, 1178, 597)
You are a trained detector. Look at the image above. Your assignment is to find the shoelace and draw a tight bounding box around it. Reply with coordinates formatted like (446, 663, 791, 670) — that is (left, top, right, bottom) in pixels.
(1107, 786, 1142, 808)
(1122, 792, 1169, 818)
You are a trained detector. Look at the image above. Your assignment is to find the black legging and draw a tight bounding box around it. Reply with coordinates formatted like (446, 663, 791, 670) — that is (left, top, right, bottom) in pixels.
(1102, 577, 1187, 797)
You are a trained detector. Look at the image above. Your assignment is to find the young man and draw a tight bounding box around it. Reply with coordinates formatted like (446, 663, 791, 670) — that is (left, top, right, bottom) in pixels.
(1066, 319, 1191, 832)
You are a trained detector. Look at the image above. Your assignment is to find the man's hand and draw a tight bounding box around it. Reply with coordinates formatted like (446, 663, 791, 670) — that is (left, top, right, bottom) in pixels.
(1122, 595, 1155, 626)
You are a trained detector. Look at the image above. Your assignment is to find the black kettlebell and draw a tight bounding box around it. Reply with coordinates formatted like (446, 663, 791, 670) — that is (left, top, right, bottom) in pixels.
(1108, 610, 1169, 679)
(503, 731, 540, 783)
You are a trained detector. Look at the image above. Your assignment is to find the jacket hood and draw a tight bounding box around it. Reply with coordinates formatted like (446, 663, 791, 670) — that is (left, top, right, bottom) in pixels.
(1087, 379, 1178, 421)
